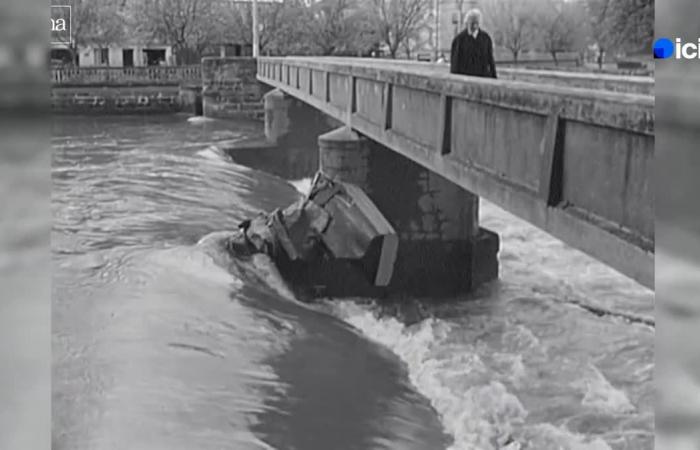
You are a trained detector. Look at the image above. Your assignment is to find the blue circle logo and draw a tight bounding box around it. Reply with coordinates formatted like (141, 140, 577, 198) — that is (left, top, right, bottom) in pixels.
(653, 38, 674, 59)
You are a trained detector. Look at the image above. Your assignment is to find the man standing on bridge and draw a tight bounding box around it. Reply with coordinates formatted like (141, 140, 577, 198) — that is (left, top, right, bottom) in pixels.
(450, 9, 497, 78)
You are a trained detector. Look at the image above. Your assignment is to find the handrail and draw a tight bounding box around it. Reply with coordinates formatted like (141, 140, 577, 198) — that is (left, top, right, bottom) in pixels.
(51, 65, 202, 85)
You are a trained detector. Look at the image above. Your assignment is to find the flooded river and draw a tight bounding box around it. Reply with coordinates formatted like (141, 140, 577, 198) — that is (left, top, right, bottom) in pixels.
(52, 115, 653, 450)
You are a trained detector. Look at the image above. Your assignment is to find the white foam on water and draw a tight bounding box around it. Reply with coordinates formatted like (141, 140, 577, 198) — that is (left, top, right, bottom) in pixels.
(521, 423, 613, 450)
(196, 146, 228, 162)
(187, 116, 215, 124)
(577, 364, 636, 414)
(331, 301, 529, 450)
(250, 253, 297, 302)
(330, 300, 633, 450)
(152, 242, 242, 288)
(196, 232, 297, 303)
(491, 352, 527, 389)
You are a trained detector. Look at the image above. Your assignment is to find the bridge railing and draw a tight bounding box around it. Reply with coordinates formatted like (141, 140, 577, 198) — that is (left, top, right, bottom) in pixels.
(51, 65, 202, 86)
(497, 67, 653, 95)
(317, 58, 653, 95)
(257, 57, 654, 288)
(494, 52, 581, 67)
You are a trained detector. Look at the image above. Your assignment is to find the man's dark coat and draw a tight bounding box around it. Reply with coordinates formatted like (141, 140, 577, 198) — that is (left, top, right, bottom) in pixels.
(450, 29, 497, 78)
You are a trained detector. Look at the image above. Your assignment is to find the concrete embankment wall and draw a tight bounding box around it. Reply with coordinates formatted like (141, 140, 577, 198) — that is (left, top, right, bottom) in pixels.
(51, 65, 204, 115)
(48, 59, 258, 118)
(51, 58, 267, 117)
(201, 57, 269, 119)
(51, 85, 194, 114)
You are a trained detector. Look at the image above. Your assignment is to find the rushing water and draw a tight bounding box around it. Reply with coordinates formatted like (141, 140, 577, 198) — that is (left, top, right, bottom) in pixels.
(52, 115, 653, 450)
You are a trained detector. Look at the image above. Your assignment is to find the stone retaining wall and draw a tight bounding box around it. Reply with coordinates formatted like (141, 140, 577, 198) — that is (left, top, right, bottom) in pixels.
(51, 86, 193, 114)
(201, 57, 268, 119)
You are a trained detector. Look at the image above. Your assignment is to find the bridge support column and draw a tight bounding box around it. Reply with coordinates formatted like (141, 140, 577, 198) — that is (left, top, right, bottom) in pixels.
(264, 89, 291, 145)
(243, 88, 342, 179)
(264, 88, 341, 147)
(319, 127, 499, 297)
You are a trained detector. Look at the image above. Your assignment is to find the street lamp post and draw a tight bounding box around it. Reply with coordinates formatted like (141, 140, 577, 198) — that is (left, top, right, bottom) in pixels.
(252, 0, 259, 57)
(433, 0, 440, 61)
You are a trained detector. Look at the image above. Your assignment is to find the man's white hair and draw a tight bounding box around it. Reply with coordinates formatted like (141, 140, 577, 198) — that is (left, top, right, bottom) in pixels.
(465, 8, 482, 22)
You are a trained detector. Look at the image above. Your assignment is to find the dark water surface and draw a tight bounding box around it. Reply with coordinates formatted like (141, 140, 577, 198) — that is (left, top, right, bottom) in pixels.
(52, 115, 653, 450)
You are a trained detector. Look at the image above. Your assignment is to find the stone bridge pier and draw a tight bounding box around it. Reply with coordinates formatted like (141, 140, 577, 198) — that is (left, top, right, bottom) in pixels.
(265, 87, 499, 297)
(254, 89, 340, 179)
(264, 89, 339, 148)
(265, 88, 499, 297)
(318, 127, 499, 297)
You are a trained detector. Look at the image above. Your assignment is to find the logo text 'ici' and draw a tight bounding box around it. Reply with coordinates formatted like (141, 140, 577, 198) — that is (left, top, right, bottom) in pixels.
(654, 37, 700, 59)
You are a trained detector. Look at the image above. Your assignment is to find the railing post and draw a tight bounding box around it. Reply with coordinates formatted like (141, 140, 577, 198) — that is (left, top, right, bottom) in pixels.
(438, 94, 451, 155)
(347, 75, 356, 117)
(539, 104, 565, 206)
(382, 82, 393, 130)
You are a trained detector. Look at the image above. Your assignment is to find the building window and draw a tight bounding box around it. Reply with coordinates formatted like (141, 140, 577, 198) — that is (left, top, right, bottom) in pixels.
(94, 48, 109, 66)
(122, 49, 134, 67)
(143, 48, 166, 66)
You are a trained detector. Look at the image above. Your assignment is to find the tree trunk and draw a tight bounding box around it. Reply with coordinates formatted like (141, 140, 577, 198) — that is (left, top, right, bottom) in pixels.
(551, 51, 558, 65)
(70, 45, 79, 66)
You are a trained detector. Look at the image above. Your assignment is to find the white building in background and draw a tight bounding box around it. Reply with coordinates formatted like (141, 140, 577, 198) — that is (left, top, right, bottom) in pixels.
(50, 42, 174, 67)
(78, 44, 174, 67)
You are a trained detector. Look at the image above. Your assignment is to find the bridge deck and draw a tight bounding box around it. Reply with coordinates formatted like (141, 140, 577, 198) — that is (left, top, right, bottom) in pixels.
(258, 57, 654, 289)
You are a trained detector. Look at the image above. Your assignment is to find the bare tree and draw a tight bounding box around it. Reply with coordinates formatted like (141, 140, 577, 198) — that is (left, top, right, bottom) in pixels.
(305, 0, 356, 55)
(585, 0, 612, 68)
(370, 0, 429, 59)
(352, 12, 383, 56)
(586, 0, 653, 57)
(533, 0, 578, 65)
(217, 0, 377, 57)
(61, 0, 125, 65)
(220, 1, 291, 54)
(484, 0, 536, 64)
(131, 0, 221, 64)
(262, 0, 321, 55)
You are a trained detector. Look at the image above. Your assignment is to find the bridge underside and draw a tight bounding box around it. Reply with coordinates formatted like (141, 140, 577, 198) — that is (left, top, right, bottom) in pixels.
(258, 58, 654, 289)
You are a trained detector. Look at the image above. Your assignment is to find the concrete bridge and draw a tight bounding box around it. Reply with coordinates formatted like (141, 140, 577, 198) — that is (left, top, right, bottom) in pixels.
(256, 57, 653, 292)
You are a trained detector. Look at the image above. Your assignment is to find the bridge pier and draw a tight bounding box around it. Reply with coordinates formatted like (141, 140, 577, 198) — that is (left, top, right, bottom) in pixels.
(319, 127, 499, 297)
(227, 88, 339, 179)
(225, 89, 341, 180)
(264, 89, 291, 145)
(264, 88, 341, 148)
